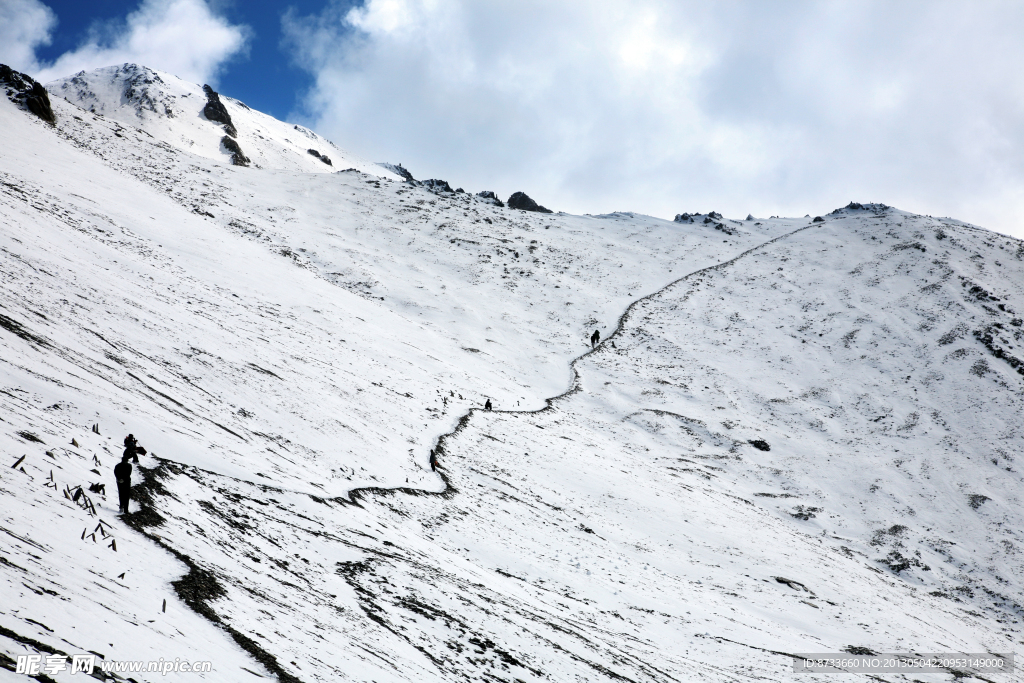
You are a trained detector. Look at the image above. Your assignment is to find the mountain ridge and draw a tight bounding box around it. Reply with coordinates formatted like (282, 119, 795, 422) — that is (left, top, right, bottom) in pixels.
(1, 63, 1022, 682)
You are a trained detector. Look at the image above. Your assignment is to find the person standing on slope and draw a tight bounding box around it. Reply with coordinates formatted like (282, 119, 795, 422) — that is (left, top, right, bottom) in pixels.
(114, 454, 132, 514)
(123, 433, 146, 463)
(591, 329, 600, 347)
(484, 399, 492, 411)
(429, 449, 440, 472)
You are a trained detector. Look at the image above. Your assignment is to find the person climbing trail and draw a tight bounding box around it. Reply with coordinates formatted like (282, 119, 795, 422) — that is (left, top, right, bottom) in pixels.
(485, 399, 492, 410)
(591, 329, 600, 347)
(114, 454, 132, 514)
(123, 433, 146, 463)
(429, 449, 440, 472)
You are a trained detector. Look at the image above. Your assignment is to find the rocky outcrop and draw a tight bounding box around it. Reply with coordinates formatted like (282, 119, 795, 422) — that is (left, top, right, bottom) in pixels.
(1, 64, 55, 124)
(221, 136, 249, 166)
(203, 85, 237, 137)
(421, 179, 453, 193)
(507, 191, 552, 213)
(307, 149, 333, 166)
(675, 212, 738, 234)
(378, 162, 414, 181)
(477, 191, 504, 207)
(829, 202, 890, 215)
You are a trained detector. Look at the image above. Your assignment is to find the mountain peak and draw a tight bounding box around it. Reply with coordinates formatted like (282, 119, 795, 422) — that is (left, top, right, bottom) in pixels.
(46, 63, 397, 177)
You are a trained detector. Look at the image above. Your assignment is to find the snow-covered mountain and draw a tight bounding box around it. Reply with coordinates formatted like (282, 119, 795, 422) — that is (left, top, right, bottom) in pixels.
(46, 64, 395, 177)
(1, 63, 1022, 682)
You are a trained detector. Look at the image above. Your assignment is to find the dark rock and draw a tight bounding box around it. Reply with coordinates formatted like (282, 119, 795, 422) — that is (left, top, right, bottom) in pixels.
(967, 493, 990, 510)
(477, 191, 504, 207)
(831, 201, 892, 215)
(0, 64, 34, 91)
(774, 576, 810, 592)
(379, 162, 414, 181)
(421, 179, 453, 193)
(0, 64, 55, 124)
(25, 82, 55, 123)
(307, 149, 332, 166)
(790, 505, 821, 521)
(749, 439, 770, 451)
(812, 216, 824, 222)
(674, 213, 693, 223)
(708, 211, 722, 219)
(221, 136, 249, 167)
(202, 84, 237, 137)
(508, 191, 552, 213)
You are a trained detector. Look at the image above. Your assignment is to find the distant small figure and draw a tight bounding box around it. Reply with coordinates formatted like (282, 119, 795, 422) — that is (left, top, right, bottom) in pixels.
(114, 454, 132, 514)
(484, 399, 492, 411)
(429, 449, 439, 472)
(591, 329, 600, 347)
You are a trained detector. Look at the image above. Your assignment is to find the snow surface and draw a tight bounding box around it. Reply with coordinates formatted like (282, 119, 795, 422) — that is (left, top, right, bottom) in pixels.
(45, 64, 398, 178)
(1, 65, 1023, 682)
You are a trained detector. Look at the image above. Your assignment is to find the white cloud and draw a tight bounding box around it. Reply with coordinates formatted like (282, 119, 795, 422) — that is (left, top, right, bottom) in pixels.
(8, 0, 248, 86)
(285, 0, 1024, 236)
(0, 0, 56, 74)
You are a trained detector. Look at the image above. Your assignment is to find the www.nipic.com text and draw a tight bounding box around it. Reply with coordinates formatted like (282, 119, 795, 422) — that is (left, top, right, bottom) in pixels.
(16, 653, 213, 675)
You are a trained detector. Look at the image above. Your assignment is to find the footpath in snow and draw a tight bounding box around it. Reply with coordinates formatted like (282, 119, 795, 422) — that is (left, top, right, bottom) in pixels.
(1, 63, 1022, 682)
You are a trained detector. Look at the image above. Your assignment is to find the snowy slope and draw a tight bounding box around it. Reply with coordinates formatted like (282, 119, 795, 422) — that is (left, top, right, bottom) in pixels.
(2, 64, 1022, 682)
(45, 64, 397, 177)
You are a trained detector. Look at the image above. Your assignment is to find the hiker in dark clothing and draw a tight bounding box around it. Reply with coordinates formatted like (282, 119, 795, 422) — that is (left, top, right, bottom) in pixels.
(114, 455, 132, 514)
(123, 433, 146, 463)
(484, 399, 492, 411)
(429, 449, 439, 472)
(591, 329, 600, 347)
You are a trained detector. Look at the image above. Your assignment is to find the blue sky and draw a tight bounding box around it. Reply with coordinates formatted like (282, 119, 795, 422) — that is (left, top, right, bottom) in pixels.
(2, 0, 1023, 237)
(32, 0, 351, 120)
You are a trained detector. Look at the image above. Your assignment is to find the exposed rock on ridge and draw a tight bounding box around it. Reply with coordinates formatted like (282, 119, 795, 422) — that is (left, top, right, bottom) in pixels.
(379, 162, 414, 181)
(1, 64, 55, 124)
(507, 191, 552, 213)
(420, 179, 453, 193)
(307, 149, 333, 166)
(203, 84, 237, 138)
(221, 135, 250, 167)
(477, 191, 504, 207)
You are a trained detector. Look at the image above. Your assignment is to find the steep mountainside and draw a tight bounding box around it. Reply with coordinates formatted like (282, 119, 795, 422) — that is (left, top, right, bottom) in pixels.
(46, 64, 394, 176)
(1, 64, 1022, 682)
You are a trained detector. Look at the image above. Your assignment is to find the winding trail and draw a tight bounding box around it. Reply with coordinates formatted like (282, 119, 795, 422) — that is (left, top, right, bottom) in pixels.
(128, 220, 825, 683)
(430, 220, 823, 466)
